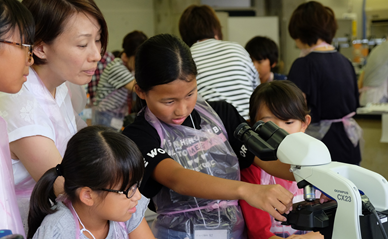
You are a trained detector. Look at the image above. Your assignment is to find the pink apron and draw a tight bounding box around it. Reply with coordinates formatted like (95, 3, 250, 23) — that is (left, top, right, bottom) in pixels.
(145, 99, 245, 239)
(0, 117, 25, 237)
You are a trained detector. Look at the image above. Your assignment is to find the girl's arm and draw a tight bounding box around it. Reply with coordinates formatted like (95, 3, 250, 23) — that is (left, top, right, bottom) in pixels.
(154, 158, 294, 221)
(128, 218, 155, 239)
(10, 135, 64, 195)
(253, 157, 295, 181)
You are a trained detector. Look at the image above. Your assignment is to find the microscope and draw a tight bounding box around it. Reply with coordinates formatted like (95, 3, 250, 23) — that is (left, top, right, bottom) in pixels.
(234, 121, 388, 239)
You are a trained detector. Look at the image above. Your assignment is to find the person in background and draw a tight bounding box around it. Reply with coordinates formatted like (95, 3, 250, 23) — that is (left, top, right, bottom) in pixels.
(93, 30, 147, 130)
(358, 40, 388, 105)
(88, 51, 115, 103)
(179, 4, 259, 119)
(112, 50, 121, 58)
(241, 80, 324, 239)
(287, 1, 362, 165)
(0, 0, 34, 236)
(245, 36, 287, 84)
(28, 126, 154, 239)
(0, 0, 108, 232)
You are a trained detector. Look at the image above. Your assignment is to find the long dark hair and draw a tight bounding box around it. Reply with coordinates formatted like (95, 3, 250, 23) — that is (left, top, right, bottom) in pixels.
(134, 34, 197, 110)
(27, 126, 144, 238)
(249, 80, 309, 125)
(22, 0, 108, 65)
(0, 0, 34, 45)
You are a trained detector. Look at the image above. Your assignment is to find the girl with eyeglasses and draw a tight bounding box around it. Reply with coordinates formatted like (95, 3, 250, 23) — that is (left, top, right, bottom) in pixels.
(0, 0, 34, 94)
(0, 0, 34, 236)
(28, 126, 155, 239)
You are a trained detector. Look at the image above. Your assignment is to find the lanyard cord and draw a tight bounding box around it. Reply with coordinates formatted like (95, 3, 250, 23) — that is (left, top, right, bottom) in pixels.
(189, 114, 221, 229)
(189, 114, 196, 130)
(71, 204, 96, 239)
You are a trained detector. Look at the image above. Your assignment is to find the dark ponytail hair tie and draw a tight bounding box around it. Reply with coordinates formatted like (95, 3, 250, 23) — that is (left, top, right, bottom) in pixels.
(56, 164, 63, 177)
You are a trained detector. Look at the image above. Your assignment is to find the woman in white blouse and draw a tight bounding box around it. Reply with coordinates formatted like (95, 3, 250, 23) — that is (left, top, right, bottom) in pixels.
(0, 0, 107, 231)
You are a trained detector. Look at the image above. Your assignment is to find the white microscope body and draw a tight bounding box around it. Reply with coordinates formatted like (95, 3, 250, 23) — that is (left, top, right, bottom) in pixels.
(277, 132, 388, 239)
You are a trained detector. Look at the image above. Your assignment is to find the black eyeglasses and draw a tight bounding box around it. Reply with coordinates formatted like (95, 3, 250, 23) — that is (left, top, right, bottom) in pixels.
(100, 183, 138, 199)
(0, 40, 33, 63)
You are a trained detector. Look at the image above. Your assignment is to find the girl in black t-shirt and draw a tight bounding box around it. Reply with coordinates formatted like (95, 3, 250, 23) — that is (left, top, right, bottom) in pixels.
(122, 34, 307, 239)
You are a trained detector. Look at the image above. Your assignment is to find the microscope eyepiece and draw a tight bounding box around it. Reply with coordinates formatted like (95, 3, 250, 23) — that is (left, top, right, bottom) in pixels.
(234, 121, 280, 161)
(252, 120, 280, 141)
(233, 122, 251, 141)
(252, 120, 265, 132)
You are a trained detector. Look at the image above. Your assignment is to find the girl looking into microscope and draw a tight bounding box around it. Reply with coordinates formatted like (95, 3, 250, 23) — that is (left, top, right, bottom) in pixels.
(241, 80, 323, 239)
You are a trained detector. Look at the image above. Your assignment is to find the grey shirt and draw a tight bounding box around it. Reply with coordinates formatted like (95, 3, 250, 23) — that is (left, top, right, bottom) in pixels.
(32, 195, 149, 239)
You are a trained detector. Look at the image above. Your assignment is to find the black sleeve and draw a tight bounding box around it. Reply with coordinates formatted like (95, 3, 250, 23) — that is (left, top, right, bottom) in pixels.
(208, 101, 255, 169)
(122, 113, 170, 198)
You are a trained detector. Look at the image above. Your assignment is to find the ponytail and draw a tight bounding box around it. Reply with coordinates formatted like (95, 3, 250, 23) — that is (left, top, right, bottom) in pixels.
(26, 126, 144, 238)
(27, 167, 59, 238)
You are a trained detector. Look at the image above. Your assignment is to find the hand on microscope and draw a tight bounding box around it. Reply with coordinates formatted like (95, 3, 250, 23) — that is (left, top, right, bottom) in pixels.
(319, 193, 332, 204)
(243, 183, 294, 222)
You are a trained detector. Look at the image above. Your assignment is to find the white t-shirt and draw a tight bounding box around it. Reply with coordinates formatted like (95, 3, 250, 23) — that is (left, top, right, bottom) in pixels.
(360, 41, 388, 105)
(0, 67, 86, 231)
(0, 68, 84, 184)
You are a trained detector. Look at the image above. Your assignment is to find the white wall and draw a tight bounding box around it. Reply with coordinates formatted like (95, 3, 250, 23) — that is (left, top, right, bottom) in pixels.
(94, 0, 155, 52)
(228, 17, 279, 48)
(318, 0, 363, 39)
(281, 0, 305, 73)
(201, 0, 251, 8)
